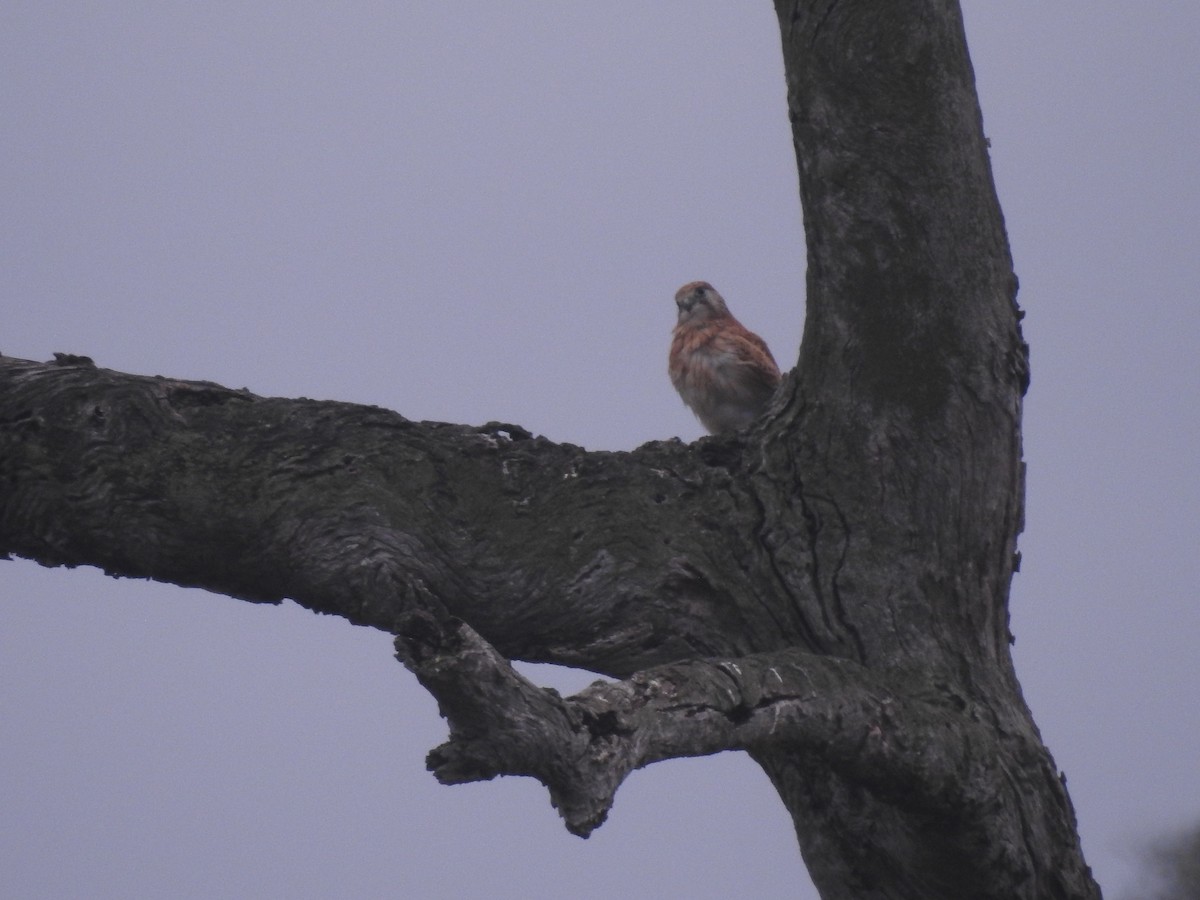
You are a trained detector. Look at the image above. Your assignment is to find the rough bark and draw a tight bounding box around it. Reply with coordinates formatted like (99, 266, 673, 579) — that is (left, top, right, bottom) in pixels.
(0, 2, 1100, 898)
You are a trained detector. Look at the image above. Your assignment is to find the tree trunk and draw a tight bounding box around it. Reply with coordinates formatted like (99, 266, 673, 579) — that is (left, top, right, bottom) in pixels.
(0, 1, 1100, 897)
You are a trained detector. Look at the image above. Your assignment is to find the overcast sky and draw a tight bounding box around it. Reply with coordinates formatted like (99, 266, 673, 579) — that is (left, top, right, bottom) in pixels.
(2, 3, 1197, 898)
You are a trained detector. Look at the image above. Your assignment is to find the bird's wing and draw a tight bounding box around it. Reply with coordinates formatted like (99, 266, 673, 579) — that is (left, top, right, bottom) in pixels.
(729, 325, 782, 390)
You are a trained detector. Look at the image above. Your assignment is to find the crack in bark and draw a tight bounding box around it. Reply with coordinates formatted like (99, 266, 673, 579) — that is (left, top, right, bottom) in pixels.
(819, 490, 866, 661)
(797, 486, 838, 645)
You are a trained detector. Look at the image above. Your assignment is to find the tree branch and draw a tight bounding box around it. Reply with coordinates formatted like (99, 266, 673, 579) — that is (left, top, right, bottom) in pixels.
(0, 353, 813, 677)
(396, 604, 1018, 845)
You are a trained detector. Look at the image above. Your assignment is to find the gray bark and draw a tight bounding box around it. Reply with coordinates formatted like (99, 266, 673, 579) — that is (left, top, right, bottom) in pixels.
(0, 2, 1100, 897)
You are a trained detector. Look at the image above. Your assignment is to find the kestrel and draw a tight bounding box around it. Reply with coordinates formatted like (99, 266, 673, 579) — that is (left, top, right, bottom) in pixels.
(669, 281, 781, 434)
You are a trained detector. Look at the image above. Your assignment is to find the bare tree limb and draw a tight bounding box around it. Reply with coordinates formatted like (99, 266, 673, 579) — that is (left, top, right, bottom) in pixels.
(0, 353, 811, 676)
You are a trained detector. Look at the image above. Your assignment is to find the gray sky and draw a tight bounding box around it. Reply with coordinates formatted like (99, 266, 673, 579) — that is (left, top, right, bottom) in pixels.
(2, 4, 1197, 897)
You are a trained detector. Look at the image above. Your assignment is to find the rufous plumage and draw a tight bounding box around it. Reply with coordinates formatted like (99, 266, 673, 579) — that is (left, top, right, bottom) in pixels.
(669, 281, 781, 434)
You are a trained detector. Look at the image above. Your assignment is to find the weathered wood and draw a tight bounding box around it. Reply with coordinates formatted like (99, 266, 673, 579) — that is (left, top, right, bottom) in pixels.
(0, 2, 1101, 896)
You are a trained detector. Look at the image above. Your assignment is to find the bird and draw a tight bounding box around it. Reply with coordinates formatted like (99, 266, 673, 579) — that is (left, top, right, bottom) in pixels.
(669, 281, 781, 434)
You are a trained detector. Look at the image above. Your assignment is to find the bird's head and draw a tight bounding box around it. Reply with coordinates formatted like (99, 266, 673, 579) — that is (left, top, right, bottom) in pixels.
(674, 281, 730, 324)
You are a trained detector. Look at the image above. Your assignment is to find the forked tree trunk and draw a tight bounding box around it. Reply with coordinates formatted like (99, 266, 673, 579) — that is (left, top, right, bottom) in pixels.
(0, 2, 1100, 897)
